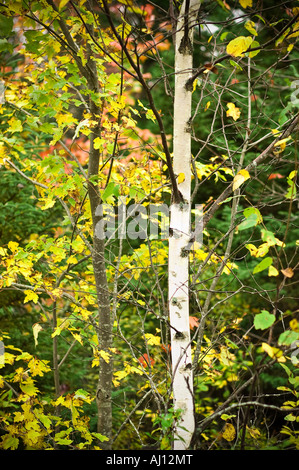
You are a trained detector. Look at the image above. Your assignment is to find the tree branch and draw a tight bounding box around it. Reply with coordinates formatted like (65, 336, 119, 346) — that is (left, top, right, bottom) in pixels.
(186, 12, 299, 90)
(202, 113, 299, 229)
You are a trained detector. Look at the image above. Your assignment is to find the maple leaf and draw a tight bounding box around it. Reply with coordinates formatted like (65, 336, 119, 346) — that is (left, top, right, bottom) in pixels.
(7, 117, 23, 133)
(19, 377, 39, 396)
(138, 353, 154, 367)
(23, 290, 39, 304)
(144, 333, 160, 346)
(98, 349, 111, 363)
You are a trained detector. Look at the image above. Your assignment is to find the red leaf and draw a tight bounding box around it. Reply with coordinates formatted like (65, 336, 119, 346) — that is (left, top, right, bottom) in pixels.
(189, 316, 200, 330)
(268, 173, 284, 180)
(138, 354, 154, 367)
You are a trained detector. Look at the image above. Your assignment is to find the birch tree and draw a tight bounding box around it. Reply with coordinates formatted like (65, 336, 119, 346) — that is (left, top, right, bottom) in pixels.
(169, 0, 200, 450)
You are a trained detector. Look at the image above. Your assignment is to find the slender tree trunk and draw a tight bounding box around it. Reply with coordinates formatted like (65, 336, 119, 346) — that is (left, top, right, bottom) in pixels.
(88, 128, 113, 449)
(87, 43, 112, 446)
(169, 0, 200, 450)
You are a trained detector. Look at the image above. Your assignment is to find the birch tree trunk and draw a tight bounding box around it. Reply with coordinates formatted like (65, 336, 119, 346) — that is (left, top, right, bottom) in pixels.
(169, 0, 200, 450)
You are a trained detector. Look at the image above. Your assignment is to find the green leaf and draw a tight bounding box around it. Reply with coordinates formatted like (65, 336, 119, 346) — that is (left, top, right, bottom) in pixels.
(253, 257, 273, 274)
(254, 310, 275, 330)
(278, 330, 299, 346)
(92, 432, 110, 442)
(0, 38, 14, 53)
(238, 213, 258, 231)
(229, 60, 243, 71)
(0, 14, 13, 37)
(243, 207, 262, 222)
(238, 207, 262, 231)
(102, 182, 120, 203)
(24, 30, 45, 54)
(248, 40, 260, 58)
(220, 31, 230, 41)
(1, 434, 19, 450)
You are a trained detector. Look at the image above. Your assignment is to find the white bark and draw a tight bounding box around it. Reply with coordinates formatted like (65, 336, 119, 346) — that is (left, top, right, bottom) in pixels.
(169, 0, 200, 450)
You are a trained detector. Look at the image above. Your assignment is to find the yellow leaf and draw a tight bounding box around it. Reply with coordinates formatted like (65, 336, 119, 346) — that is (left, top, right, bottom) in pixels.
(222, 423, 236, 441)
(177, 173, 185, 184)
(0, 246, 7, 256)
(32, 323, 43, 347)
(99, 350, 111, 363)
(59, 0, 69, 10)
(144, 333, 160, 346)
(239, 0, 252, 8)
(8, 241, 19, 253)
(288, 23, 299, 39)
(289, 319, 298, 331)
(56, 112, 76, 128)
(24, 290, 39, 304)
(52, 326, 61, 338)
(204, 101, 211, 111)
(246, 243, 269, 258)
(19, 377, 39, 396)
(274, 137, 292, 153)
(7, 117, 23, 133)
(67, 255, 78, 264)
(261, 343, 286, 363)
(245, 21, 257, 36)
(226, 102, 241, 121)
(71, 332, 83, 345)
(113, 370, 128, 386)
(93, 137, 105, 150)
(268, 265, 279, 277)
(247, 426, 261, 438)
(39, 197, 56, 211)
(254, 243, 269, 257)
(226, 36, 253, 57)
(233, 169, 250, 191)
(28, 357, 51, 377)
